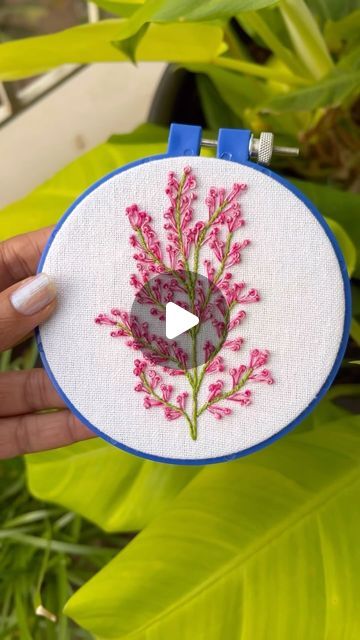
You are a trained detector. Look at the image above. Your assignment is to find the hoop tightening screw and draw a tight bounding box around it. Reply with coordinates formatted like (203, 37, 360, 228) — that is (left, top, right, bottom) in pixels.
(201, 132, 299, 166)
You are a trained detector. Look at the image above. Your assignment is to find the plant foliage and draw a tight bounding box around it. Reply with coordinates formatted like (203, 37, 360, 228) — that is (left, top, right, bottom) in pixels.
(0, 0, 359, 638)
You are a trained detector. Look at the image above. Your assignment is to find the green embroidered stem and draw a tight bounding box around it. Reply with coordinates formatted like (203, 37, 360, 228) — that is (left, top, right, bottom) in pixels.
(116, 321, 194, 386)
(213, 232, 232, 286)
(188, 326, 199, 440)
(137, 228, 187, 291)
(197, 369, 253, 417)
(144, 283, 166, 312)
(175, 172, 191, 278)
(194, 231, 236, 396)
(191, 389, 198, 439)
(193, 199, 230, 276)
(193, 232, 234, 344)
(195, 302, 234, 395)
(135, 188, 239, 441)
(140, 372, 196, 440)
(188, 210, 235, 439)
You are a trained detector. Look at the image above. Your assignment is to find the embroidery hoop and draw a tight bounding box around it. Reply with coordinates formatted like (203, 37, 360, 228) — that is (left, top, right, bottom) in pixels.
(36, 125, 351, 465)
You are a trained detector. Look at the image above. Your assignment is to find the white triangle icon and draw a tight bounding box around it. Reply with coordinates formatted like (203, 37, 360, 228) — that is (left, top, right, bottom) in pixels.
(166, 302, 199, 340)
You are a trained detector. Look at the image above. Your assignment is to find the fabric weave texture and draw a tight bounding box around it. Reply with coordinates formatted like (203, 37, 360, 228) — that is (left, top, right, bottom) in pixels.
(38, 156, 346, 462)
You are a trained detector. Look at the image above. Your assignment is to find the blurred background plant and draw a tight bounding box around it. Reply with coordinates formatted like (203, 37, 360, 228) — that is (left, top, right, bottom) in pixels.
(0, 0, 359, 638)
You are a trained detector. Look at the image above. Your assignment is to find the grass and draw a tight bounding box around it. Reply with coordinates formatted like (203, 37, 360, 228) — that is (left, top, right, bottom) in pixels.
(0, 343, 132, 639)
(0, 455, 132, 639)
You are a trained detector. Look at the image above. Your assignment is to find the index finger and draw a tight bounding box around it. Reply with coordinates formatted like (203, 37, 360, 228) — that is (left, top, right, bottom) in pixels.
(0, 227, 53, 292)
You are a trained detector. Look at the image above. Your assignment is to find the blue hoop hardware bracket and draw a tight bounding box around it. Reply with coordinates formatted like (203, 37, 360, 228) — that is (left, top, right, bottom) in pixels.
(167, 123, 299, 166)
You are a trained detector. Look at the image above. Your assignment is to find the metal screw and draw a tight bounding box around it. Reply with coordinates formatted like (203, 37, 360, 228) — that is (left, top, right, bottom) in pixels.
(201, 132, 299, 166)
(249, 132, 299, 165)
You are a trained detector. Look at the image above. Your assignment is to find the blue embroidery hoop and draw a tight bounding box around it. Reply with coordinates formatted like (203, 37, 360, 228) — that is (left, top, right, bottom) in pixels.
(36, 124, 351, 465)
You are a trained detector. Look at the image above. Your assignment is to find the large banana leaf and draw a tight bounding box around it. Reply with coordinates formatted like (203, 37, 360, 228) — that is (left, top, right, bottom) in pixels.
(0, 20, 225, 81)
(64, 414, 360, 639)
(92, 0, 279, 22)
(26, 440, 200, 532)
(25, 390, 354, 531)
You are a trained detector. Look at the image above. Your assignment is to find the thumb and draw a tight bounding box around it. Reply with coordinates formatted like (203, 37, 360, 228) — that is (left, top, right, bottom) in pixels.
(0, 273, 56, 351)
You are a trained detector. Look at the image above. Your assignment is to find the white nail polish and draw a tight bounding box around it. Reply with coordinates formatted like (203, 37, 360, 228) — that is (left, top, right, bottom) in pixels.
(10, 273, 56, 316)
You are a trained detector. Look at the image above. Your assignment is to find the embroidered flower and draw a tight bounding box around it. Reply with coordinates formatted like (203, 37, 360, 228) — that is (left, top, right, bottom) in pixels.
(249, 349, 269, 370)
(228, 389, 252, 405)
(205, 356, 225, 374)
(230, 365, 247, 388)
(207, 380, 224, 402)
(228, 310, 247, 331)
(249, 369, 274, 384)
(164, 406, 182, 420)
(144, 396, 163, 409)
(203, 340, 215, 361)
(133, 359, 147, 376)
(176, 391, 188, 410)
(224, 337, 244, 351)
(160, 384, 173, 401)
(207, 405, 232, 420)
(95, 168, 273, 440)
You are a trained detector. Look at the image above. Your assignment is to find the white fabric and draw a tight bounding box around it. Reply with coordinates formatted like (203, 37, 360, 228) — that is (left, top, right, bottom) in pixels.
(39, 157, 346, 461)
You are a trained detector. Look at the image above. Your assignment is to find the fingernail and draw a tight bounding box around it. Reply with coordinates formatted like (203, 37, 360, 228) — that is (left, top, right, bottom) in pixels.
(10, 273, 56, 316)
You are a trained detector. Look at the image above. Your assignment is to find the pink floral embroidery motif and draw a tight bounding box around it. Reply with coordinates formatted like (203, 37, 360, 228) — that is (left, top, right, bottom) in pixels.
(95, 167, 274, 440)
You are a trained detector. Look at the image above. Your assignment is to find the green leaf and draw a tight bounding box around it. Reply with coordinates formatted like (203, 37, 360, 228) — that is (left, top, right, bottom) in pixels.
(351, 317, 360, 345)
(0, 20, 225, 81)
(95, 0, 279, 24)
(265, 65, 360, 110)
(93, 0, 145, 18)
(324, 10, 360, 51)
(325, 217, 357, 276)
(351, 282, 360, 315)
(65, 415, 360, 639)
(187, 62, 310, 136)
(290, 178, 360, 277)
(0, 124, 167, 240)
(279, 0, 334, 79)
(312, 385, 358, 425)
(151, 0, 280, 21)
(112, 22, 150, 62)
(337, 44, 360, 70)
(26, 439, 200, 532)
(238, 9, 306, 77)
(196, 74, 243, 130)
(0, 529, 115, 558)
(187, 63, 270, 115)
(307, 0, 360, 23)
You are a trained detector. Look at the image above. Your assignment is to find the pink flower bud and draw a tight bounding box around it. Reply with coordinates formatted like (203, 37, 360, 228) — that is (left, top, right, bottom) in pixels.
(228, 389, 251, 405)
(207, 380, 224, 402)
(229, 365, 247, 387)
(133, 359, 147, 376)
(144, 396, 163, 409)
(224, 337, 244, 351)
(249, 368, 274, 384)
(249, 349, 269, 370)
(164, 406, 182, 420)
(205, 356, 225, 374)
(207, 405, 232, 420)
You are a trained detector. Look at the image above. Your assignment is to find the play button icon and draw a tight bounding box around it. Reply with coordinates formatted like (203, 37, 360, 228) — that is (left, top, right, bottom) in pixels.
(129, 269, 230, 371)
(166, 302, 199, 339)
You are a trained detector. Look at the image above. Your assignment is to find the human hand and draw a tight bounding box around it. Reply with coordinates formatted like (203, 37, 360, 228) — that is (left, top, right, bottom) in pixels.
(0, 227, 95, 459)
